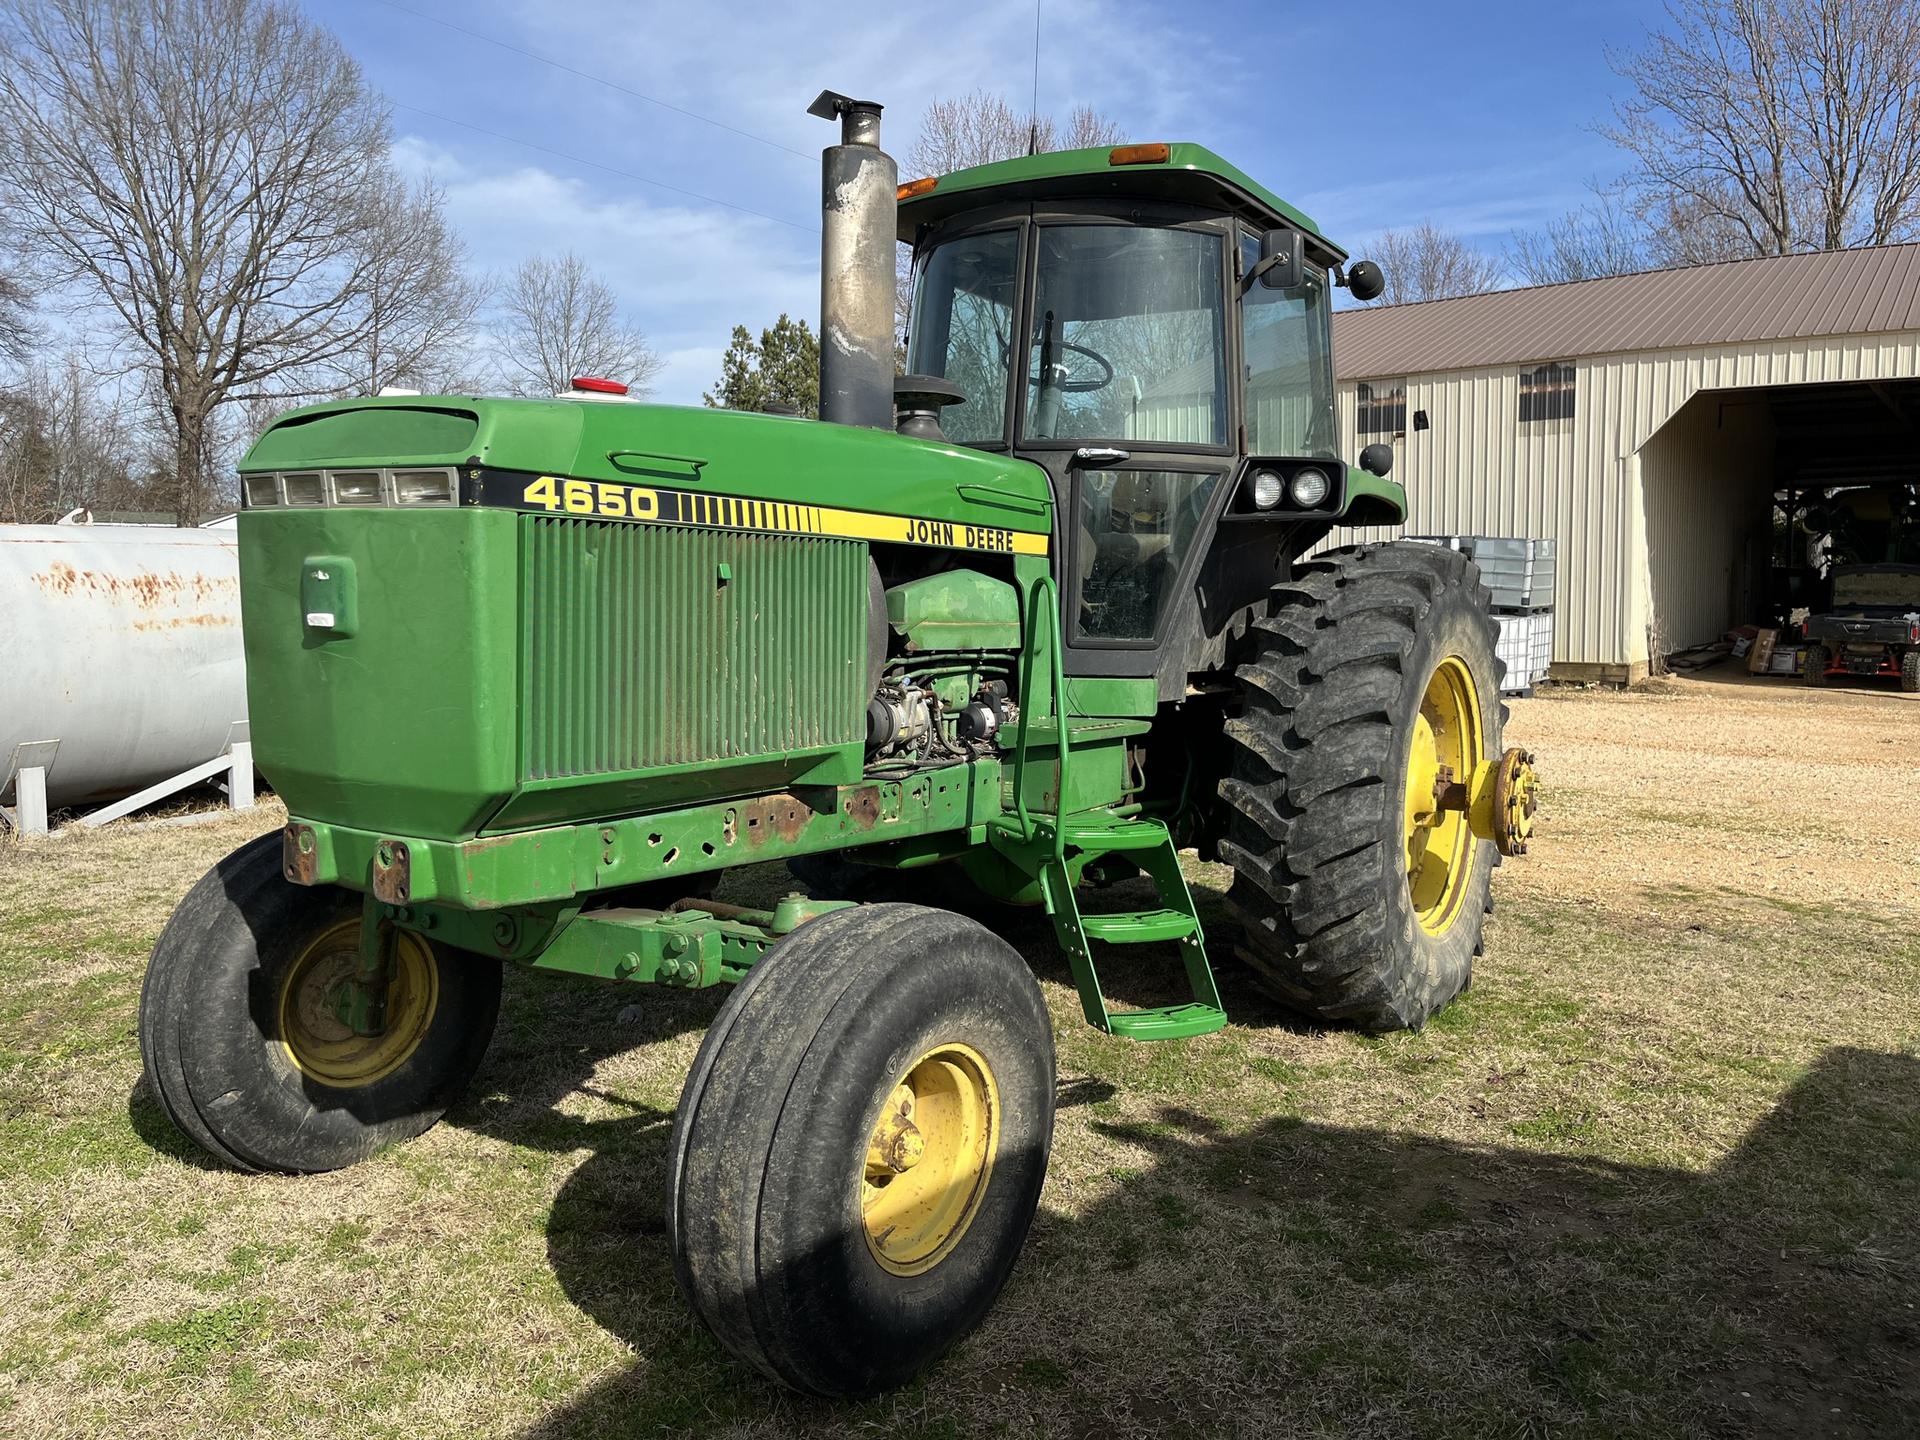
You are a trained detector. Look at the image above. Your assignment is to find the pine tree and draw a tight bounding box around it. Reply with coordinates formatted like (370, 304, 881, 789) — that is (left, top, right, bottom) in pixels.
(703, 315, 819, 417)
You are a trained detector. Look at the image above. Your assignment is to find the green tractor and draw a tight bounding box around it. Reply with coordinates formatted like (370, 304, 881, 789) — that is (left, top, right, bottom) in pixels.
(139, 93, 1538, 1397)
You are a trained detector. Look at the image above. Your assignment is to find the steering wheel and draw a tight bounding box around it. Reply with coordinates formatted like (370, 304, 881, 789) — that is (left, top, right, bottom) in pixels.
(1034, 340, 1115, 394)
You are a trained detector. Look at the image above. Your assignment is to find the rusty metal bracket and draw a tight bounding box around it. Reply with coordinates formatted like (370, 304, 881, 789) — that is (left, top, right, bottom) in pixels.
(371, 839, 412, 904)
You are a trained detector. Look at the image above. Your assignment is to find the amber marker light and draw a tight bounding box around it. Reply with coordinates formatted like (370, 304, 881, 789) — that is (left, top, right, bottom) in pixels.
(1109, 143, 1170, 166)
(897, 176, 938, 200)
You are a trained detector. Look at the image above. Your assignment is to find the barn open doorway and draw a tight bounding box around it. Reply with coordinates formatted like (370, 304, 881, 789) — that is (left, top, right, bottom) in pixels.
(1639, 378, 1920, 667)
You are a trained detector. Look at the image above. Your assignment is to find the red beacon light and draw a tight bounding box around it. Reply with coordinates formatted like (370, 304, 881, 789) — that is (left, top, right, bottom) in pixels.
(569, 376, 628, 395)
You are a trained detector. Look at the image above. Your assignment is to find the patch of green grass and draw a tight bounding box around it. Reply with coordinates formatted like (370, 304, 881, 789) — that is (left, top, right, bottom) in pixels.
(1509, 1108, 1601, 1146)
(132, 1299, 271, 1377)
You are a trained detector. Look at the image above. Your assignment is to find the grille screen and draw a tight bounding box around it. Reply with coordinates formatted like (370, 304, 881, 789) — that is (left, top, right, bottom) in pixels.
(522, 516, 867, 781)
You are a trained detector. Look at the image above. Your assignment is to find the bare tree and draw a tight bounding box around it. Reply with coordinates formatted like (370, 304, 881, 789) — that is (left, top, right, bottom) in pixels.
(332, 175, 488, 397)
(1367, 222, 1505, 306)
(1606, 0, 1920, 257)
(0, 353, 147, 523)
(494, 252, 662, 397)
(903, 90, 1126, 179)
(1509, 188, 1650, 284)
(0, 266, 31, 366)
(0, 0, 465, 524)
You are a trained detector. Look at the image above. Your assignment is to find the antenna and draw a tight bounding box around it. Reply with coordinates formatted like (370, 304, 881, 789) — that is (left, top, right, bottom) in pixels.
(1027, 0, 1042, 156)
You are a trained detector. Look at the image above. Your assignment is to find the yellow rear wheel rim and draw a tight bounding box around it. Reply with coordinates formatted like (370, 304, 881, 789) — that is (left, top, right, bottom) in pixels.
(278, 920, 438, 1088)
(861, 1043, 998, 1277)
(1404, 656, 1483, 936)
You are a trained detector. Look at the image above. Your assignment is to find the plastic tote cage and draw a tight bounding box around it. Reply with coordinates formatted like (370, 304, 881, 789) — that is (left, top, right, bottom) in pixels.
(1494, 610, 1555, 695)
(1408, 535, 1557, 612)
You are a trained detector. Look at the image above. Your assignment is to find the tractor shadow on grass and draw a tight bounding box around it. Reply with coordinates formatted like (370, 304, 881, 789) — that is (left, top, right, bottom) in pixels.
(512, 1043, 1919, 1439)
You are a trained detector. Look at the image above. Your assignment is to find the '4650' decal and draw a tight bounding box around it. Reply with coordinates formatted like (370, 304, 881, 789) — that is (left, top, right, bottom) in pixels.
(501, 472, 1049, 557)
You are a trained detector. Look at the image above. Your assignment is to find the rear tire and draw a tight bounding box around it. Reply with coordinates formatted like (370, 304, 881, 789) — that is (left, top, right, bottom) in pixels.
(1803, 642, 1829, 686)
(1901, 650, 1919, 693)
(667, 903, 1055, 1397)
(1218, 543, 1504, 1032)
(139, 837, 501, 1174)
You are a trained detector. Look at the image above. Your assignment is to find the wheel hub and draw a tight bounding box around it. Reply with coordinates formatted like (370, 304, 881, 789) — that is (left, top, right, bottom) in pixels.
(278, 920, 437, 1088)
(860, 1043, 997, 1276)
(1404, 657, 1483, 935)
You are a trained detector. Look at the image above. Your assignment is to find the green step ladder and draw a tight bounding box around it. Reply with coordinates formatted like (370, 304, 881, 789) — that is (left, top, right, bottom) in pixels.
(989, 576, 1226, 1042)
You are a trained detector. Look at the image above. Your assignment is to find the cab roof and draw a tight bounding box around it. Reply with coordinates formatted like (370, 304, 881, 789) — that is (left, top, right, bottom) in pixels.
(894, 142, 1344, 262)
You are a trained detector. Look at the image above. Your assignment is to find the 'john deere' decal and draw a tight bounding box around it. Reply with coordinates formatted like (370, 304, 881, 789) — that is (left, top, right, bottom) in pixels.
(478, 470, 1049, 557)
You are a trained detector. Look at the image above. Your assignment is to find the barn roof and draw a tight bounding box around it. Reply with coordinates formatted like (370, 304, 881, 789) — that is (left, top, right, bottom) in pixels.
(1330, 242, 1920, 381)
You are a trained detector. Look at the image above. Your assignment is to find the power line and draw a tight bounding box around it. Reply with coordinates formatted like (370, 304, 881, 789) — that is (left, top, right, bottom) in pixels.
(393, 102, 818, 233)
(373, 0, 814, 163)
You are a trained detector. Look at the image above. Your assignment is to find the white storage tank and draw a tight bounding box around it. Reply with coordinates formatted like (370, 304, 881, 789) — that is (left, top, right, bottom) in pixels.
(0, 522, 247, 807)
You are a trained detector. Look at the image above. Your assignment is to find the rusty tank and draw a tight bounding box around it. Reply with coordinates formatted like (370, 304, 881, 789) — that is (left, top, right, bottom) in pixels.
(0, 522, 247, 807)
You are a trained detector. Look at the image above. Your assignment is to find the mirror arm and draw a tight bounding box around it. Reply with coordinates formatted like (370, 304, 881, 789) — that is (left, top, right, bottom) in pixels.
(1239, 252, 1291, 294)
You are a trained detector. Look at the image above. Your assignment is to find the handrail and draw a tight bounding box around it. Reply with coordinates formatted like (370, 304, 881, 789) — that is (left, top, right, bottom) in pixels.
(1009, 573, 1071, 866)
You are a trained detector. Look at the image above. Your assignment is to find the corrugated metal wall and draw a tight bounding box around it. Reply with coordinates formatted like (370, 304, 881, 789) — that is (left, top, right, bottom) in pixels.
(1335, 330, 1920, 669)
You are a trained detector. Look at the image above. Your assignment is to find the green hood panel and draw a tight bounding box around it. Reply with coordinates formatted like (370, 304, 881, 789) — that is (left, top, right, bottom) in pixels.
(242, 397, 1055, 537)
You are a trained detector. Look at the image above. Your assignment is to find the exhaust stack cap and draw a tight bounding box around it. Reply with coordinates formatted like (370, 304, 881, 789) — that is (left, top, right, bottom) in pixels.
(808, 89, 884, 147)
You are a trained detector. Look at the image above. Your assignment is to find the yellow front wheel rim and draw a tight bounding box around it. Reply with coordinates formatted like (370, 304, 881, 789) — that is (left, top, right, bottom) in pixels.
(1404, 656, 1483, 936)
(861, 1043, 998, 1276)
(278, 920, 438, 1088)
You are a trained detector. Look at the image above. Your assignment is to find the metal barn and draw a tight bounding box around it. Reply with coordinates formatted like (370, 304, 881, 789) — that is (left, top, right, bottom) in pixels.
(1331, 244, 1920, 681)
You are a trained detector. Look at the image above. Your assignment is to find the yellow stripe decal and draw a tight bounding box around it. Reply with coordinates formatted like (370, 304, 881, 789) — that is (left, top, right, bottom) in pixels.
(507, 473, 1050, 556)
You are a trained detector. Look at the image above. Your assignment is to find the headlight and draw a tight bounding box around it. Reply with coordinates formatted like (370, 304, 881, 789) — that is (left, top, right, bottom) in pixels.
(331, 470, 382, 505)
(239, 467, 459, 509)
(1289, 468, 1331, 508)
(393, 469, 458, 506)
(1249, 469, 1284, 509)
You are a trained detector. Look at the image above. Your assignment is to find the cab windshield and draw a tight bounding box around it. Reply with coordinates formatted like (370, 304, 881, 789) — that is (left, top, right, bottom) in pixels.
(1026, 224, 1226, 446)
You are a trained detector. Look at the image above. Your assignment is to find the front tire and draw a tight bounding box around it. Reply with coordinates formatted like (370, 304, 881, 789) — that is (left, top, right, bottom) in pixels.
(667, 904, 1055, 1397)
(138, 835, 501, 1174)
(1219, 543, 1504, 1032)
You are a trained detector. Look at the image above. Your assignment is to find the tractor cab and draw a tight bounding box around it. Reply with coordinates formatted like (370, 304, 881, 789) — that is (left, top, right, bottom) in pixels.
(898, 143, 1397, 680)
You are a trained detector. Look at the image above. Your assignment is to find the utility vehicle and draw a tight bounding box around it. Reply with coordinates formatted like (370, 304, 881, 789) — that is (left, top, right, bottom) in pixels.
(1802, 563, 1920, 691)
(139, 93, 1538, 1397)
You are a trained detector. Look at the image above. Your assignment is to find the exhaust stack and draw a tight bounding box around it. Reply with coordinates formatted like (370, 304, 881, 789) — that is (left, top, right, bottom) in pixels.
(809, 90, 897, 429)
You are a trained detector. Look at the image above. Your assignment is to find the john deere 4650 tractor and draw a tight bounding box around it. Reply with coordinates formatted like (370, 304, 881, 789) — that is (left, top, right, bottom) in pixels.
(141, 93, 1538, 1397)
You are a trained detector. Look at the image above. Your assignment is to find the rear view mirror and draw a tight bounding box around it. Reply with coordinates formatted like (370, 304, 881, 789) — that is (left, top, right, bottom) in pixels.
(1244, 228, 1302, 292)
(1359, 443, 1393, 477)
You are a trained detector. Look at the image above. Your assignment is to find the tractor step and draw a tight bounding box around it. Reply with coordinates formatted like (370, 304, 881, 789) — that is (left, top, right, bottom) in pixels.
(991, 806, 1224, 1042)
(1017, 812, 1174, 852)
(1078, 907, 1198, 943)
(1104, 1003, 1229, 1041)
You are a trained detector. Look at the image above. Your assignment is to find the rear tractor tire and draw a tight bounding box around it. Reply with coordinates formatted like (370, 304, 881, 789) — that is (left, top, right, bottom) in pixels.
(667, 903, 1055, 1397)
(1219, 542, 1510, 1032)
(138, 833, 501, 1173)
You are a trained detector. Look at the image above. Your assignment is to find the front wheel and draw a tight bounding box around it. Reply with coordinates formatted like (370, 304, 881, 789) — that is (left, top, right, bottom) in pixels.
(667, 904, 1055, 1397)
(138, 834, 501, 1173)
(1219, 543, 1507, 1032)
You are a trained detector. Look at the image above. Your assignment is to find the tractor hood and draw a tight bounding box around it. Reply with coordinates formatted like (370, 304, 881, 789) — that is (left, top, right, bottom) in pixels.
(240, 395, 1054, 540)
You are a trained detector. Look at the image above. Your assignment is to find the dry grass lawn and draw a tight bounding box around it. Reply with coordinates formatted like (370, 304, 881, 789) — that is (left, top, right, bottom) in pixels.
(1, 671, 1916, 1438)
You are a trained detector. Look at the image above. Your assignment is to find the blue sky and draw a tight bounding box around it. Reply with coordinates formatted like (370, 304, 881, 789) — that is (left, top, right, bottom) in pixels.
(316, 0, 1667, 404)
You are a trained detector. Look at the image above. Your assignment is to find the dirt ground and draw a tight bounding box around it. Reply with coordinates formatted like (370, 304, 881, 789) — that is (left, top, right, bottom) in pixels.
(0, 674, 1915, 1439)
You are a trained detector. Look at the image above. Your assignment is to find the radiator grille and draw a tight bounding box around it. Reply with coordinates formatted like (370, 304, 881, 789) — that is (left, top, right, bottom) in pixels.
(522, 516, 866, 781)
